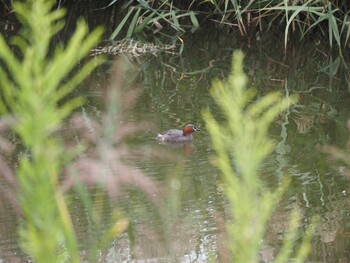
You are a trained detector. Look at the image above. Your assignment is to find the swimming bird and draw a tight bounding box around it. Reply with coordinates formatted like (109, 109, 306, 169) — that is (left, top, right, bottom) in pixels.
(156, 124, 200, 142)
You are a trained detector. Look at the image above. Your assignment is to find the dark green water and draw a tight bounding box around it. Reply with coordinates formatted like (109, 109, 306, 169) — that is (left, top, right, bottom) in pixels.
(75, 28, 350, 262)
(1, 16, 350, 263)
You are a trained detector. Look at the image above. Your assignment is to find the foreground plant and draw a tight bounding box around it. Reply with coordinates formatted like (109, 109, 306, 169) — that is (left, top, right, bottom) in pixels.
(203, 51, 315, 262)
(0, 0, 109, 262)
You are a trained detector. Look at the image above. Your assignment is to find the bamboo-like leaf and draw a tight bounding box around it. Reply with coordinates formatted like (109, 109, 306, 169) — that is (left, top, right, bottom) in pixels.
(328, 2, 341, 49)
(340, 15, 350, 47)
(303, 12, 327, 35)
(189, 11, 199, 32)
(110, 7, 135, 40)
(178, 36, 184, 55)
(135, 10, 156, 32)
(107, 0, 120, 7)
(283, 0, 312, 49)
(138, 0, 150, 9)
(126, 7, 141, 38)
(222, 0, 229, 23)
(329, 57, 341, 76)
(170, 10, 181, 31)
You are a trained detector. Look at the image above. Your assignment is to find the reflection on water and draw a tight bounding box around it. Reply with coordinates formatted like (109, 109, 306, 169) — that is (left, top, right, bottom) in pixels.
(1, 16, 350, 263)
(156, 141, 198, 156)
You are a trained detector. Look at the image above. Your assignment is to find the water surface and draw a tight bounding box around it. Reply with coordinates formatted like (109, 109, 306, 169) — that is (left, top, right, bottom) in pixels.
(1, 13, 350, 263)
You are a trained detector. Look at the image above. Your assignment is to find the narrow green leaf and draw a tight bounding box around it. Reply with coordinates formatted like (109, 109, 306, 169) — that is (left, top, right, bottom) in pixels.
(284, 0, 312, 49)
(110, 7, 135, 40)
(138, 0, 150, 9)
(107, 0, 120, 7)
(170, 10, 181, 31)
(126, 7, 141, 38)
(329, 57, 341, 76)
(189, 11, 199, 32)
(135, 10, 155, 32)
(328, 3, 341, 49)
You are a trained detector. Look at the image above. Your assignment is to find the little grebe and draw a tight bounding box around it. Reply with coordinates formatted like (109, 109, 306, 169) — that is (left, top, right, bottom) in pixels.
(156, 124, 200, 142)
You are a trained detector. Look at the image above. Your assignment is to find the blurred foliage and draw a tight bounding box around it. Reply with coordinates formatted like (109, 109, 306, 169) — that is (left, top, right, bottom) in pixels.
(0, 0, 130, 262)
(203, 51, 315, 261)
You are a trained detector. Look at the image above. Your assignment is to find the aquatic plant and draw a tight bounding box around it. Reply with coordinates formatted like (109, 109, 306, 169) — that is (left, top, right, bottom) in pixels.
(203, 51, 315, 261)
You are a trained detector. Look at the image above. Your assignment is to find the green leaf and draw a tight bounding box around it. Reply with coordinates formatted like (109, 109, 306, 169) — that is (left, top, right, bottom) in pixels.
(110, 7, 135, 40)
(327, 2, 341, 49)
(283, 0, 312, 49)
(170, 10, 181, 31)
(189, 11, 199, 32)
(135, 10, 156, 33)
(127, 7, 141, 38)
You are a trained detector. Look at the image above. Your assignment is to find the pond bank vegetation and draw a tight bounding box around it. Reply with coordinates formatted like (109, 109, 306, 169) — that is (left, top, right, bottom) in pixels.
(2, 1, 350, 52)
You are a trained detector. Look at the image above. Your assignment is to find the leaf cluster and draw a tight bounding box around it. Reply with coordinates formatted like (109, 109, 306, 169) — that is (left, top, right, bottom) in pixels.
(0, 0, 107, 262)
(203, 51, 315, 262)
